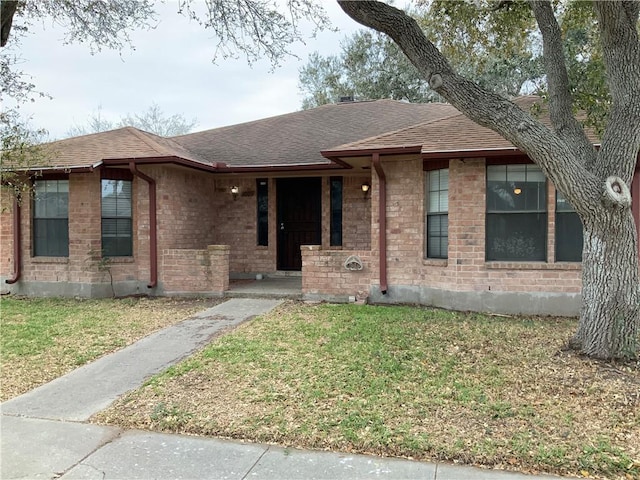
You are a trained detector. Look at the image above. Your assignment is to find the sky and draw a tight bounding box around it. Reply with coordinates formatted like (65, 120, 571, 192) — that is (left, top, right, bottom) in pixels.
(9, 1, 363, 140)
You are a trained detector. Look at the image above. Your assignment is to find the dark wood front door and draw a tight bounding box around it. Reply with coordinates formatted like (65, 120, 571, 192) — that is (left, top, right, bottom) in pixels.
(277, 177, 321, 270)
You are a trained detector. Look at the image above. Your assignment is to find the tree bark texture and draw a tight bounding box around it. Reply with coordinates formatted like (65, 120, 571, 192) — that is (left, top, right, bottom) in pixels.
(574, 182, 639, 359)
(1, 1, 19, 47)
(338, 0, 640, 360)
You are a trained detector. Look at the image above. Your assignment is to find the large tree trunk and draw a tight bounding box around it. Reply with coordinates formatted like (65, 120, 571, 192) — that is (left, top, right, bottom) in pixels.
(572, 181, 640, 360)
(337, 1, 640, 360)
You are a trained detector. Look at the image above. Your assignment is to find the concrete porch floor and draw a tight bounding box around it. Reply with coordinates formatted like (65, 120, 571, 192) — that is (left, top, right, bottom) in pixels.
(226, 276, 302, 299)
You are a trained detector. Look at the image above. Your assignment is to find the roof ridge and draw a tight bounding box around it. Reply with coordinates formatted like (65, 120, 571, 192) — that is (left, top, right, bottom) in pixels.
(337, 95, 542, 150)
(44, 126, 133, 147)
(125, 127, 179, 157)
(170, 99, 452, 140)
(327, 109, 463, 151)
(126, 127, 216, 165)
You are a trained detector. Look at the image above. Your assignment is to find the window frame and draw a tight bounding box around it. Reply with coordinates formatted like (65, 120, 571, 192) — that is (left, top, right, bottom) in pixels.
(101, 177, 133, 257)
(555, 190, 583, 262)
(330, 176, 343, 247)
(485, 163, 547, 262)
(425, 168, 449, 259)
(256, 178, 269, 246)
(32, 177, 70, 257)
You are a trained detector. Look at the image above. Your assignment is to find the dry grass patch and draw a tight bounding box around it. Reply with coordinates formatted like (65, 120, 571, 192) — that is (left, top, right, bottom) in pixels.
(0, 296, 220, 401)
(94, 303, 639, 479)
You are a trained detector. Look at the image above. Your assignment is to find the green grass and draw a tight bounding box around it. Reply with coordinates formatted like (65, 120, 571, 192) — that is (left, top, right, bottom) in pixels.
(0, 296, 218, 401)
(96, 302, 640, 479)
(2, 298, 127, 358)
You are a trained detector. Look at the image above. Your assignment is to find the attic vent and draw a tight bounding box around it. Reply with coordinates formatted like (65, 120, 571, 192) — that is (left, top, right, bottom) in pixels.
(339, 96, 354, 103)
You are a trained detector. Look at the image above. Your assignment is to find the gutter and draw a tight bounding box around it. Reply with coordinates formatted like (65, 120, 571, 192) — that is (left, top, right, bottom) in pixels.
(2, 165, 97, 174)
(128, 162, 157, 289)
(372, 153, 388, 294)
(5, 194, 21, 285)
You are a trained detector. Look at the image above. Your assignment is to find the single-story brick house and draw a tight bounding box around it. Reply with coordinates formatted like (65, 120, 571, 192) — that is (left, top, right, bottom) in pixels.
(2, 97, 638, 315)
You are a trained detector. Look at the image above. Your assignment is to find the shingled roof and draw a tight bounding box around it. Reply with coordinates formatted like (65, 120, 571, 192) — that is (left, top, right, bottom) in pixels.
(323, 96, 601, 160)
(15, 127, 215, 172)
(170, 99, 458, 168)
(9, 100, 459, 173)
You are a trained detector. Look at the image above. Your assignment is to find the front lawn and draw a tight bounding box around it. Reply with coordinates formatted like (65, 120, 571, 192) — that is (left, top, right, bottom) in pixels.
(0, 296, 219, 401)
(93, 302, 639, 480)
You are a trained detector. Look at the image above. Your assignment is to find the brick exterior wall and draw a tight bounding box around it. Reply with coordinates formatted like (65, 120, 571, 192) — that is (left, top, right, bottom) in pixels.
(303, 155, 583, 311)
(343, 176, 372, 250)
(4, 172, 105, 287)
(374, 155, 582, 294)
(1, 156, 587, 308)
(0, 166, 224, 296)
(210, 177, 275, 274)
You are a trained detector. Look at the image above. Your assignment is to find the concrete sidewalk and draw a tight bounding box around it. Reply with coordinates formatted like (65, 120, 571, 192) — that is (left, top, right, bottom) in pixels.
(1, 298, 559, 480)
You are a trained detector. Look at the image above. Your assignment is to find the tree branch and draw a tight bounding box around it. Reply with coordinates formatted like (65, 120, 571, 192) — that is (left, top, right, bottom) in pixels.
(529, 1, 594, 161)
(336, 0, 598, 208)
(593, 1, 640, 184)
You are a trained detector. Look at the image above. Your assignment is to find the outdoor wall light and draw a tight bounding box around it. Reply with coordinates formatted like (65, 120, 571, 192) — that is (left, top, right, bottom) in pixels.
(361, 182, 370, 198)
(513, 187, 522, 195)
(231, 185, 239, 200)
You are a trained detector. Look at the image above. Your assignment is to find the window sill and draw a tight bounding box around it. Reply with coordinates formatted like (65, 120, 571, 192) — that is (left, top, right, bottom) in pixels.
(486, 261, 581, 270)
(104, 257, 135, 264)
(423, 258, 448, 267)
(31, 257, 69, 264)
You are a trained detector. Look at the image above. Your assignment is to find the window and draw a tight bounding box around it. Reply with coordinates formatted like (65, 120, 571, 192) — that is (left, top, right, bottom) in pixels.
(257, 178, 268, 246)
(330, 177, 343, 246)
(486, 164, 546, 261)
(555, 190, 583, 261)
(101, 179, 132, 256)
(426, 169, 448, 259)
(33, 179, 69, 256)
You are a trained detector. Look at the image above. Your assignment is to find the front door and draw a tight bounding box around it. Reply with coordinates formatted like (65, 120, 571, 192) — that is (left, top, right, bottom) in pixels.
(277, 177, 321, 270)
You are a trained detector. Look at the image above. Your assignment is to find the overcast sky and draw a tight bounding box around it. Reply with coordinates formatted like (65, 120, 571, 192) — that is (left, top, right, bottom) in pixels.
(10, 1, 362, 140)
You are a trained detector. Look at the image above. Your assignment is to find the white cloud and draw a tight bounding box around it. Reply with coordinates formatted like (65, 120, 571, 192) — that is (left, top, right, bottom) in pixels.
(11, 1, 362, 139)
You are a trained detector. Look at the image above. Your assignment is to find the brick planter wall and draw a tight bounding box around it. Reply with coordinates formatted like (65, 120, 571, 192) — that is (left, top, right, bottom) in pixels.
(161, 245, 229, 296)
(301, 245, 373, 302)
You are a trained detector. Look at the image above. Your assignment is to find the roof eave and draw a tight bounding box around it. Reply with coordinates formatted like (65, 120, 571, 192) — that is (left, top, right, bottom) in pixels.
(1, 163, 101, 174)
(321, 145, 423, 167)
(216, 163, 346, 174)
(102, 156, 223, 172)
(422, 147, 522, 160)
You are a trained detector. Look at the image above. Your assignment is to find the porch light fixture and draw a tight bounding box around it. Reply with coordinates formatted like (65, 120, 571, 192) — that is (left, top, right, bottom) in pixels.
(231, 185, 239, 200)
(513, 187, 522, 195)
(361, 182, 370, 198)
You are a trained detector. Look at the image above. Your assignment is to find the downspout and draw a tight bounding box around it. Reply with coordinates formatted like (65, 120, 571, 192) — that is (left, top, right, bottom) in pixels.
(5, 195, 21, 284)
(128, 162, 157, 288)
(372, 153, 388, 294)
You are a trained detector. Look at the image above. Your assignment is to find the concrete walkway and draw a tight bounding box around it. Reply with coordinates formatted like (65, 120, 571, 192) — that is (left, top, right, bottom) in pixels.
(1, 298, 559, 480)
